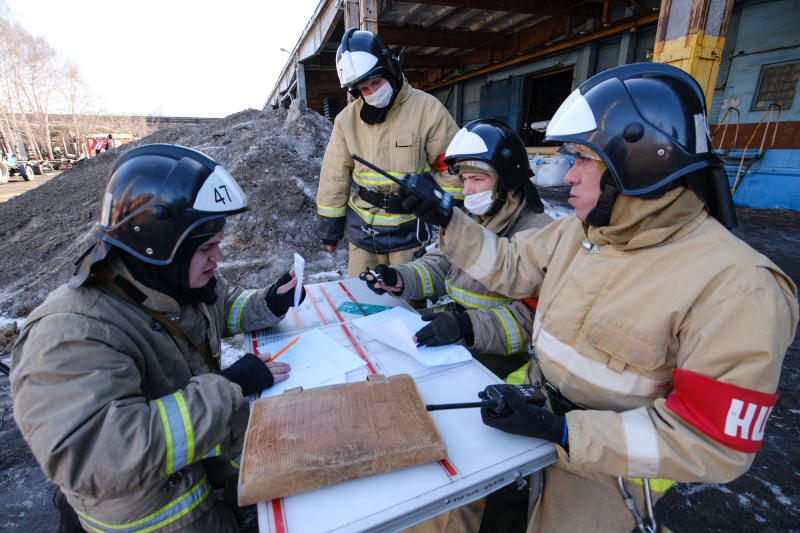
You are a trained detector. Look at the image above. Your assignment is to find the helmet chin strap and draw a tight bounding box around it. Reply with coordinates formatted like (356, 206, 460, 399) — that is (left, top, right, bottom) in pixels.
(584, 170, 619, 227)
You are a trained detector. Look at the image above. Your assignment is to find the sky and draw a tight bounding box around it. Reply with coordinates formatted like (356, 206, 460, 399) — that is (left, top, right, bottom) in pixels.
(4, 0, 322, 118)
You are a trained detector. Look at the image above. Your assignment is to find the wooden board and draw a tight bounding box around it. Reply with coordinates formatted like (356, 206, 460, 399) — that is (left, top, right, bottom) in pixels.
(239, 374, 447, 506)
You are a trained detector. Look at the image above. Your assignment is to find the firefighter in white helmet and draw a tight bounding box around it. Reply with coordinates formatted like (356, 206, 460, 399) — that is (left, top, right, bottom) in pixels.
(362, 119, 553, 361)
(11, 144, 305, 532)
(316, 29, 463, 280)
(394, 63, 798, 531)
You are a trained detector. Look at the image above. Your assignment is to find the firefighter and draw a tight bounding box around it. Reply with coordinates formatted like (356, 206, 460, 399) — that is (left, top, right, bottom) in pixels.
(10, 144, 305, 532)
(395, 63, 798, 531)
(316, 28, 462, 279)
(361, 119, 553, 360)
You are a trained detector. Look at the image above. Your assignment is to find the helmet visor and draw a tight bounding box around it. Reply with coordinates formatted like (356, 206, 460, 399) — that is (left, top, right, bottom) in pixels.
(337, 50, 379, 88)
(558, 142, 602, 161)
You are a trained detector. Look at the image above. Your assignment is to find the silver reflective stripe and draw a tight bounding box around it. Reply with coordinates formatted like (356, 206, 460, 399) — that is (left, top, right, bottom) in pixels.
(408, 263, 434, 298)
(77, 476, 212, 533)
(445, 280, 513, 309)
(621, 407, 660, 478)
(533, 316, 670, 397)
(228, 290, 256, 334)
(156, 393, 193, 475)
(490, 306, 522, 354)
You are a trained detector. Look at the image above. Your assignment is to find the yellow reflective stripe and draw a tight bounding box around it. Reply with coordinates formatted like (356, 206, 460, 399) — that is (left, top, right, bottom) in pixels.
(506, 363, 529, 385)
(490, 306, 522, 354)
(353, 171, 400, 187)
(227, 290, 256, 334)
(317, 203, 346, 217)
(154, 399, 174, 476)
(77, 475, 212, 533)
(446, 280, 514, 309)
(202, 444, 221, 459)
(408, 263, 434, 297)
(155, 393, 194, 475)
(229, 457, 241, 470)
(347, 198, 417, 226)
(627, 477, 676, 493)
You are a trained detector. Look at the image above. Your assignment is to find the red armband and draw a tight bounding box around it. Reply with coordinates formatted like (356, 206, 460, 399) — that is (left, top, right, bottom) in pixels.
(518, 297, 538, 314)
(433, 153, 449, 173)
(664, 369, 778, 453)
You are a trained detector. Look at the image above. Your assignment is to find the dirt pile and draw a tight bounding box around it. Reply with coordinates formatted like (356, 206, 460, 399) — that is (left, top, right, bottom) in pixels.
(0, 99, 348, 318)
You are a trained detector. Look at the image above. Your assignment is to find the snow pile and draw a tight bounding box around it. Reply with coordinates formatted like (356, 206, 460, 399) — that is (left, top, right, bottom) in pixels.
(0, 99, 348, 319)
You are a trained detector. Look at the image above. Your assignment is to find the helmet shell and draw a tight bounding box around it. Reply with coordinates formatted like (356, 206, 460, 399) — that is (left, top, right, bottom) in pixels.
(336, 29, 403, 96)
(444, 119, 533, 192)
(94, 144, 247, 264)
(545, 63, 722, 196)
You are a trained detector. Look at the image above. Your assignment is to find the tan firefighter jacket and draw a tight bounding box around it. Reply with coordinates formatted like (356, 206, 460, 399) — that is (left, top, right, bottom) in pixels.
(10, 252, 285, 532)
(392, 191, 553, 355)
(316, 79, 461, 254)
(438, 187, 798, 486)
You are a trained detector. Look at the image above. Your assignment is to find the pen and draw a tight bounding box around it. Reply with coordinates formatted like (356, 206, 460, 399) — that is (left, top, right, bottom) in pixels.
(268, 337, 299, 362)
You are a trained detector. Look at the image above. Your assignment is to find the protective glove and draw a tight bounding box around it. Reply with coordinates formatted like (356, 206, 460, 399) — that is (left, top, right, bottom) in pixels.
(415, 312, 474, 347)
(358, 264, 403, 296)
(218, 353, 275, 396)
(397, 172, 455, 228)
(481, 384, 569, 447)
(266, 270, 306, 316)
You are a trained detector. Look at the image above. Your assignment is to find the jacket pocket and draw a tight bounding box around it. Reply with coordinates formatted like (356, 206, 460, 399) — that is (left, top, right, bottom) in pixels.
(393, 131, 420, 174)
(584, 315, 674, 372)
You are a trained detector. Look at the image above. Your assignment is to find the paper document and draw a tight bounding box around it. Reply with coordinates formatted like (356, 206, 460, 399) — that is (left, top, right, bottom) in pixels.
(353, 308, 472, 366)
(257, 329, 366, 397)
(293, 253, 305, 309)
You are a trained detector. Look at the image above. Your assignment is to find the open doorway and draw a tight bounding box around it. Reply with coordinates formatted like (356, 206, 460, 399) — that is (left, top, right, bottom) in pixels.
(520, 69, 574, 146)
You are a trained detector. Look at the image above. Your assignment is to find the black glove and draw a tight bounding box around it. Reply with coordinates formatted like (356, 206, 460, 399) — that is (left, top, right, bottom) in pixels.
(397, 172, 454, 228)
(481, 384, 568, 447)
(218, 353, 275, 396)
(266, 270, 305, 316)
(358, 264, 402, 296)
(415, 312, 474, 347)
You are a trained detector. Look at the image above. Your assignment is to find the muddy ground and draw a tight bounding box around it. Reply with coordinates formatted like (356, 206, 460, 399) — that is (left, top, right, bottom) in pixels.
(0, 102, 798, 532)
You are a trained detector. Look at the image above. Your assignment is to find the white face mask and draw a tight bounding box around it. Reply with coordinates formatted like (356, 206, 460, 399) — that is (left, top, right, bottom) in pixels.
(464, 189, 494, 215)
(362, 81, 394, 108)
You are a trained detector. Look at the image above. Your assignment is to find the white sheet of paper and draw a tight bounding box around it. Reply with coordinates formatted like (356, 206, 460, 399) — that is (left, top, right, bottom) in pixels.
(353, 308, 472, 366)
(257, 329, 365, 397)
(293, 253, 305, 309)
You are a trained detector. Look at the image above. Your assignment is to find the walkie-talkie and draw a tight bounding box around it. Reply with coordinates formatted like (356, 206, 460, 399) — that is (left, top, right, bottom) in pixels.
(426, 384, 546, 418)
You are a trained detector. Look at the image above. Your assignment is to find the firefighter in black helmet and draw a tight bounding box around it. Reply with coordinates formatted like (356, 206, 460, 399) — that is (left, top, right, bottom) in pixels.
(316, 29, 463, 283)
(11, 144, 307, 532)
(361, 119, 552, 360)
(394, 63, 797, 532)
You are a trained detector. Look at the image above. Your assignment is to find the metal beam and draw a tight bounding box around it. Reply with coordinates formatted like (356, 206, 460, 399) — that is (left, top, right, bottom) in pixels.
(397, 0, 600, 18)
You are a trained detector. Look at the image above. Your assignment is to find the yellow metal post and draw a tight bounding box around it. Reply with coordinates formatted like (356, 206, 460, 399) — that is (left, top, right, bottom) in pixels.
(652, 0, 734, 110)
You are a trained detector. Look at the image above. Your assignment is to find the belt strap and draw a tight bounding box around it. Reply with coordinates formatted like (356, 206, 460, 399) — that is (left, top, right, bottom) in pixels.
(357, 186, 411, 214)
(90, 276, 220, 372)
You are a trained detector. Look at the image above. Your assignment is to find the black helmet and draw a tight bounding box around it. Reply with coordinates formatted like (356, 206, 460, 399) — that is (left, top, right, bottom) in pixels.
(444, 119, 543, 213)
(70, 144, 247, 287)
(336, 29, 404, 98)
(544, 62, 736, 227)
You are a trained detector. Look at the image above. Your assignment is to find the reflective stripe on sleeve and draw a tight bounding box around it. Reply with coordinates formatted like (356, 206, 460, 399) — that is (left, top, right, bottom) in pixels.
(77, 475, 212, 533)
(227, 290, 256, 334)
(229, 456, 241, 470)
(446, 280, 514, 309)
(155, 393, 195, 475)
(533, 317, 671, 398)
(408, 263, 434, 298)
(489, 306, 523, 354)
(317, 203, 347, 218)
(621, 407, 660, 478)
(201, 444, 221, 459)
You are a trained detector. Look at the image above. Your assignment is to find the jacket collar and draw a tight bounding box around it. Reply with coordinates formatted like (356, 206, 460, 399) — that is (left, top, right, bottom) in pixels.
(587, 186, 708, 250)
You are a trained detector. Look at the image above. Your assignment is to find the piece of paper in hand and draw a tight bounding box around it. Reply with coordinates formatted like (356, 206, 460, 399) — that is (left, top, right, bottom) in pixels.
(353, 308, 472, 366)
(293, 253, 305, 308)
